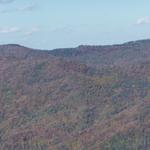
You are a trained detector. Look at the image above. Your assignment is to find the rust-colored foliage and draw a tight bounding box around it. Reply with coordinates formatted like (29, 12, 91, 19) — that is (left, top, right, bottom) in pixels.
(0, 41, 150, 150)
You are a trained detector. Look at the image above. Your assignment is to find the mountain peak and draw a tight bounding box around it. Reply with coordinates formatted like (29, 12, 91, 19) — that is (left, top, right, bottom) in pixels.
(0, 44, 33, 50)
(0, 44, 34, 59)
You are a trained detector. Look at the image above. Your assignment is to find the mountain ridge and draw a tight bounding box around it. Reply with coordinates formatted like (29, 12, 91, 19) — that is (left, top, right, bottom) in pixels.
(1, 38, 150, 53)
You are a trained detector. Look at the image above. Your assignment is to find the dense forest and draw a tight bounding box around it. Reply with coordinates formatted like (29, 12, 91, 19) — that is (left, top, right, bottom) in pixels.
(0, 40, 150, 150)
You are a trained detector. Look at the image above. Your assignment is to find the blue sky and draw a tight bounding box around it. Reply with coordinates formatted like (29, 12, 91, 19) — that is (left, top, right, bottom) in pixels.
(0, 0, 150, 49)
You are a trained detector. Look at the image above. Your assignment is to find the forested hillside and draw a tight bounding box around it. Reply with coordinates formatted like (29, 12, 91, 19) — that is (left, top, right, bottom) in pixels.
(0, 40, 149, 150)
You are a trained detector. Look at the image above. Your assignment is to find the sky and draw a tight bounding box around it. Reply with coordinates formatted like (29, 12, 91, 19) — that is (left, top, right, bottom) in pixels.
(0, 0, 150, 49)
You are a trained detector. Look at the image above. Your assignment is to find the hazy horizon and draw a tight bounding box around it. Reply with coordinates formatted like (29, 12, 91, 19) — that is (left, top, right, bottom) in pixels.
(1, 0, 150, 49)
(1, 38, 150, 50)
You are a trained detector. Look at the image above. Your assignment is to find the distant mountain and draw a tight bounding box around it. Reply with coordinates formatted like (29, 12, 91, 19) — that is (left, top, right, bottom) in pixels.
(0, 44, 50, 59)
(49, 39, 150, 67)
(0, 40, 149, 150)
